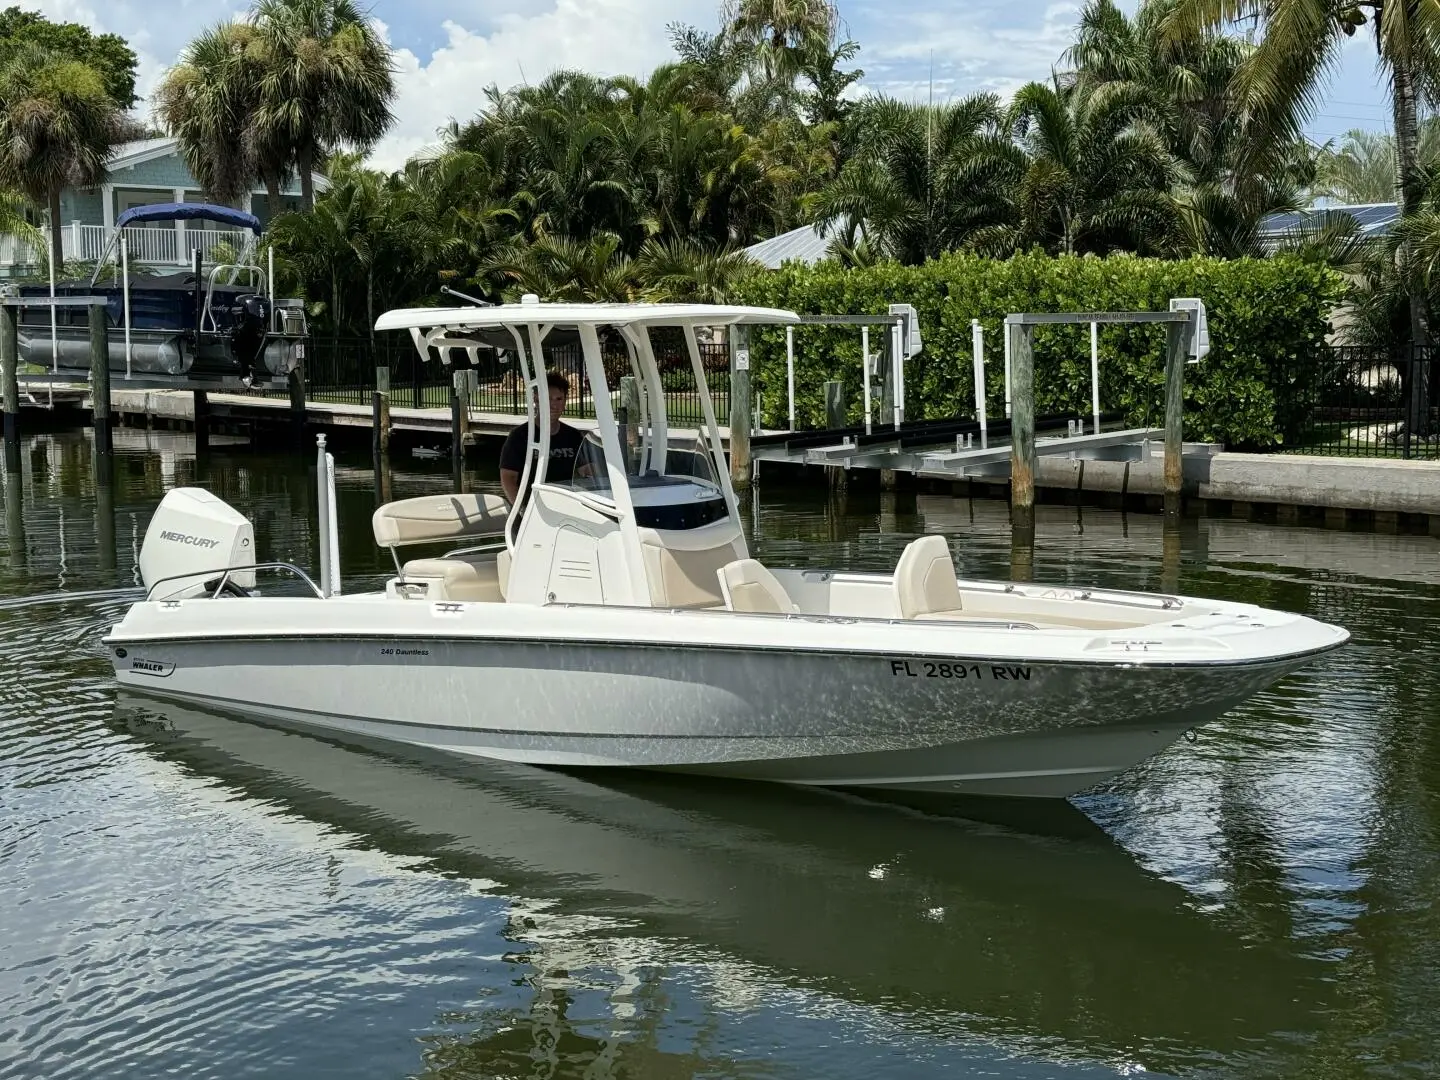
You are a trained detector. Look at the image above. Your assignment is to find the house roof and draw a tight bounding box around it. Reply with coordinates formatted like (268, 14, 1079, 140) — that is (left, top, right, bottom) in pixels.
(107, 136, 332, 195)
(1258, 202, 1399, 246)
(110, 138, 181, 170)
(744, 222, 835, 268)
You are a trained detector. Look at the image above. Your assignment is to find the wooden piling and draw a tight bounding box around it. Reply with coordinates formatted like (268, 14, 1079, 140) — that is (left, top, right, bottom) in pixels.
(372, 365, 391, 460)
(823, 379, 847, 494)
(287, 363, 306, 451)
(729, 322, 752, 491)
(618, 374, 639, 469)
(1163, 315, 1188, 517)
(1008, 321, 1035, 531)
(88, 301, 111, 456)
(1, 303, 17, 472)
(451, 370, 466, 469)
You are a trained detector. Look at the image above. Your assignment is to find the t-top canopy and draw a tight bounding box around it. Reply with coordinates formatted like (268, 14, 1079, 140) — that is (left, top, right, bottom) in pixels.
(115, 202, 263, 233)
(374, 300, 801, 334)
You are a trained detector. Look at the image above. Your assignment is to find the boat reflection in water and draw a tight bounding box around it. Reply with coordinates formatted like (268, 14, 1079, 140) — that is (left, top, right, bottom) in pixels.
(112, 691, 1333, 1078)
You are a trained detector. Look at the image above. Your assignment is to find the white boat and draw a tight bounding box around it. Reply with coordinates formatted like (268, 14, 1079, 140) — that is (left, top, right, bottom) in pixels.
(103, 299, 1350, 798)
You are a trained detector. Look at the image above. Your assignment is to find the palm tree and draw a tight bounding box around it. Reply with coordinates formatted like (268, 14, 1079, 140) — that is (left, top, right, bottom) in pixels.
(813, 94, 1017, 264)
(1167, 0, 1440, 350)
(487, 233, 641, 302)
(0, 186, 43, 268)
(971, 77, 1182, 257)
(723, 0, 839, 81)
(0, 45, 134, 264)
(635, 237, 761, 302)
(154, 22, 278, 206)
(1318, 124, 1440, 204)
(250, 0, 395, 208)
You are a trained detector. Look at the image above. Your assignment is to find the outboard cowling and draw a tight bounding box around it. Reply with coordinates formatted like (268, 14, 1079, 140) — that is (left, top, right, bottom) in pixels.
(228, 293, 271, 381)
(139, 488, 255, 600)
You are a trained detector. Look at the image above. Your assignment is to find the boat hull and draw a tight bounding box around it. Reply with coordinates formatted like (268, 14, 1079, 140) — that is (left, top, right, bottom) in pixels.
(111, 632, 1314, 799)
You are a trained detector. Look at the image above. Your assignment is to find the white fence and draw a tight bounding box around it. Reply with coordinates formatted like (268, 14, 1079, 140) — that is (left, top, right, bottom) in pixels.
(0, 223, 251, 268)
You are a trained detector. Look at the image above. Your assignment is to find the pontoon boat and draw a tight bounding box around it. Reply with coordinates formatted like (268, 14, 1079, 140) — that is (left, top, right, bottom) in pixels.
(103, 300, 1349, 798)
(6, 202, 307, 386)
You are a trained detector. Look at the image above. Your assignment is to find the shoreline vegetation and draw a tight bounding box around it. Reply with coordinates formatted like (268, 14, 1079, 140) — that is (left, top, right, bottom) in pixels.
(2, 0, 1439, 445)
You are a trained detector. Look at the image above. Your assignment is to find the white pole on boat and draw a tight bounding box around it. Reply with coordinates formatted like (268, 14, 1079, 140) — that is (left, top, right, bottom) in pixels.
(325, 448, 340, 595)
(1003, 314, 1015, 419)
(861, 325, 872, 435)
(785, 325, 795, 431)
(971, 318, 988, 449)
(267, 246, 275, 330)
(1089, 320, 1101, 436)
(315, 433, 340, 597)
(121, 236, 132, 380)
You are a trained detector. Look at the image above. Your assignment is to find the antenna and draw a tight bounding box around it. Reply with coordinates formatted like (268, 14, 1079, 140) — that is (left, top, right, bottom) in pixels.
(927, 51, 934, 253)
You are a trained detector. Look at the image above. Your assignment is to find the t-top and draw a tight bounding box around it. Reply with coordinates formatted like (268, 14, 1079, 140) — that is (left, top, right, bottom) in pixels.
(499, 421, 588, 493)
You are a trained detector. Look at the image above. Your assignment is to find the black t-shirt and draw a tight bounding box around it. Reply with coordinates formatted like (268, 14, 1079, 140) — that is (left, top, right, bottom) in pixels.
(499, 421, 587, 495)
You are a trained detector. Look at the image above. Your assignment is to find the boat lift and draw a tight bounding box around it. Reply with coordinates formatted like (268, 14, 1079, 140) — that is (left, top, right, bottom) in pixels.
(752, 300, 1216, 518)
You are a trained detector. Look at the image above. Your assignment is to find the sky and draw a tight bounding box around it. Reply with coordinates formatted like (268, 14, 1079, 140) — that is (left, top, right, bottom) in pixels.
(19, 0, 1400, 172)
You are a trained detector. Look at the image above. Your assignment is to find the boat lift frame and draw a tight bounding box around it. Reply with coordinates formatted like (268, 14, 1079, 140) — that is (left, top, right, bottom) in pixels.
(752, 302, 1213, 522)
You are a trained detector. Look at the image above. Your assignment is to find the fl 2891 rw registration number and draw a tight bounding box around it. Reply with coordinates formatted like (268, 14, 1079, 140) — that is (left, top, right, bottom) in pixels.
(889, 660, 1032, 681)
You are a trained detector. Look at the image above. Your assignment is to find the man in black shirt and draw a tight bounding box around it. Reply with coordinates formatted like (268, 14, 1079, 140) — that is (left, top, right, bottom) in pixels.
(499, 371, 588, 504)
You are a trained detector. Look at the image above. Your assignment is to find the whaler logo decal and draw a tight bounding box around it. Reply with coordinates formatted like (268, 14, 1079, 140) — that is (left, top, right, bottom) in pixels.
(159, 531, 221, 549)
(129, 657, 175, 677)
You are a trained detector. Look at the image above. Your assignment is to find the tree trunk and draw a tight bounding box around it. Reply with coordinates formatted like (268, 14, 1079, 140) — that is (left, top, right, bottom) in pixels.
(367, 265, 374, 345)
(299, 145, 315, 211)
(265, 173, 282, 222)
(1392, 52, 1433, 436)
(48, 186, 63, 275)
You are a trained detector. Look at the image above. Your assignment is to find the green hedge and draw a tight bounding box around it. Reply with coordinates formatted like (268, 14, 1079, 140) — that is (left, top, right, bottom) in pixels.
(733, 251, 1343, 449)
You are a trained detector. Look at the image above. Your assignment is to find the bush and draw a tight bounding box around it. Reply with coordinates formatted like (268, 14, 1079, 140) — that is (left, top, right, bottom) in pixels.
(734, 251, 1343, 449)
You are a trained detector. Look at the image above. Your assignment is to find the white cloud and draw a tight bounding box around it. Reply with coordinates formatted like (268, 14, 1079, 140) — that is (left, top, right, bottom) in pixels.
(858, 0, 1081, 103)
(370, 0, 715, 170)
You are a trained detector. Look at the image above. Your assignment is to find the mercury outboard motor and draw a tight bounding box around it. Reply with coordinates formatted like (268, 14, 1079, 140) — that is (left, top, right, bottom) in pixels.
(139, 488, 255, 600)
(228, 293, 271, 385)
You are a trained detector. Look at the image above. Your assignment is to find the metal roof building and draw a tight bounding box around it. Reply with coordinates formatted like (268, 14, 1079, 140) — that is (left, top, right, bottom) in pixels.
(1257, 202, 1399, 250)
(743, 222, 837, 268)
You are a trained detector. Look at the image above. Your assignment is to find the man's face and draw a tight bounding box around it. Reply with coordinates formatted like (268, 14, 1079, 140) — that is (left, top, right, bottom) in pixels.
(548, 386, 567, 420)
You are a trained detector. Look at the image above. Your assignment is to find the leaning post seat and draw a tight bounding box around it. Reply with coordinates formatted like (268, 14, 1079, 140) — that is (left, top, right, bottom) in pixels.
(372, 493, 510, 549)
(374, 493, 511, 602)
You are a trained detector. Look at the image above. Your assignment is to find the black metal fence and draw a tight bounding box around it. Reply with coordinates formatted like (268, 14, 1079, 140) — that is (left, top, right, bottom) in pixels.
(1285, 346, 1440, 459)
(275, 333, 731, 428)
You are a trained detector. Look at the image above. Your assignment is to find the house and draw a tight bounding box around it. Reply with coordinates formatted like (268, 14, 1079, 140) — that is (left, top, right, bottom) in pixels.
(0, 136, 329, 275)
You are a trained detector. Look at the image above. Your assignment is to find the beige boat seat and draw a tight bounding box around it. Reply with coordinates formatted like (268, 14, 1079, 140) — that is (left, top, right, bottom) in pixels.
(894, 535, 965, 619)
(399, 555, 505, 603)
(373, 493, 509, 549)
(717, 559, 796, 614)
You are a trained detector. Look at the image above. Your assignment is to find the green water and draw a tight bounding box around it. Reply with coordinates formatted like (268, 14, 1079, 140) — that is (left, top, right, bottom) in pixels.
(1, 427, 1438, 1079)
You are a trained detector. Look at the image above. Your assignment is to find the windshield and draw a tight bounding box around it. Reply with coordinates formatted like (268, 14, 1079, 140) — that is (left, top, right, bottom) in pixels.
(569, 431, 721, 499)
